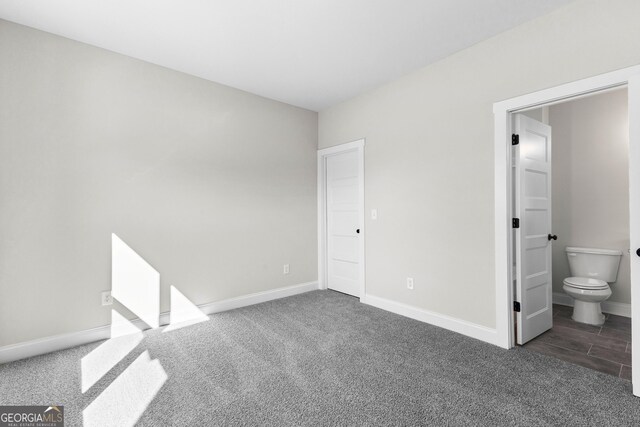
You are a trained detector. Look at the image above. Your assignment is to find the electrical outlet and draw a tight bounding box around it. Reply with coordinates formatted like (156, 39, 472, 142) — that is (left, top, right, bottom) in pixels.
(101, 291, 113, 306)
(406, 277, 414, 290)
(283, 264, 290, 275)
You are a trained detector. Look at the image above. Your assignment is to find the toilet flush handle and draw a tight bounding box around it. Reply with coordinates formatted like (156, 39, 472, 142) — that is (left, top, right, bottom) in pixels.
(547, 234, 558, 241)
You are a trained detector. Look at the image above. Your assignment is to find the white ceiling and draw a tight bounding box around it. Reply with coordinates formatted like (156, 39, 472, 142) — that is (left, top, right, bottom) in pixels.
(0, 0, 574, 111)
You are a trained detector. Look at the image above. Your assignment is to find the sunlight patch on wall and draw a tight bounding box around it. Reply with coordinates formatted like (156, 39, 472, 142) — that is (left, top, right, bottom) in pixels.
(163, 285, 209, 332)
(83, 350, 167, 427)
(111, 233, 160, 328)
(81, 310, 143, 393)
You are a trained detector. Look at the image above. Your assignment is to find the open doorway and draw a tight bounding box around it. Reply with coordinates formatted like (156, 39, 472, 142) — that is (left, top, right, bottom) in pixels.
(512, 89, 631, 381)
(493, 65, 640, 397)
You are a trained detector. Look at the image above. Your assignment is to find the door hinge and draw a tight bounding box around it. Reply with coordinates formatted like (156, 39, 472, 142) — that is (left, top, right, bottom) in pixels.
(512, 218, 520, 228)
(512, 134, 519, 145)
(514, 301, 521, 312)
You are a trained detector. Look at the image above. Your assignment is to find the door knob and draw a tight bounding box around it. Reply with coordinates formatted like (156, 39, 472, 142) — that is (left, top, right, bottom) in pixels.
(636, 248, 640, 257)
(356, 229, 360, 234)
(548, 234, 558, 241)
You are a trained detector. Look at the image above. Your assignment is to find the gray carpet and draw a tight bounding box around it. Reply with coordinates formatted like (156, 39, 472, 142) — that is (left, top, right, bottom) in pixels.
(1, 290, 639, 426)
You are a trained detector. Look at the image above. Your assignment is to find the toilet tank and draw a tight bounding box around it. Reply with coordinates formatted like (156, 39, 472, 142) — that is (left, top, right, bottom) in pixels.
(565, 246, 623, 282)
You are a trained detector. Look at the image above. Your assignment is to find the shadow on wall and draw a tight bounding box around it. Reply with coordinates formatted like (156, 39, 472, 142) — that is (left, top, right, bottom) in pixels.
(81, 234, 208, 426)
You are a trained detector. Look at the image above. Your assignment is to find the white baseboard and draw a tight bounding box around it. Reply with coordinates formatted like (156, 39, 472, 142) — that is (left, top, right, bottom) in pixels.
(196, 281, 319, 316)
(361, 294, 498, 346)
(0, 281, 320, 365)
(552, 292, 631, 318)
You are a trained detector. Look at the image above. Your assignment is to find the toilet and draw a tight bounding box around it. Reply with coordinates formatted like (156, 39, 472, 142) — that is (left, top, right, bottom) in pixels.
(562, 246, 622, 326)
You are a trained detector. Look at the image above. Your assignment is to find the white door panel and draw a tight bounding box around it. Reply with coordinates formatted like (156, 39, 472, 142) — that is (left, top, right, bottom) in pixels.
(331, 236, 358, 262)
(330, 211, 358, 236)
(326, 149, 361, 296)
(331, 260, 359, 280)
(515, 114, 553, 344)
(330, 179, 358, 203)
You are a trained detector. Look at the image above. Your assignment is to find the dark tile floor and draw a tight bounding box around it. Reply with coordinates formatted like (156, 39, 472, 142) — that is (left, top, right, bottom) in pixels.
(523, 304, 632, 381)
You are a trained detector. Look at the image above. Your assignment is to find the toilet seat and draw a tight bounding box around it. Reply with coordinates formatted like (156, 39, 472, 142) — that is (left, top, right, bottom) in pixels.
(563, 276, 609, 290)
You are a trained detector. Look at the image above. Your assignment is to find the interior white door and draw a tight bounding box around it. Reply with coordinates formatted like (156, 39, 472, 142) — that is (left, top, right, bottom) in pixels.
(514, 114, 553, 344)
(326, 149, 361, 297)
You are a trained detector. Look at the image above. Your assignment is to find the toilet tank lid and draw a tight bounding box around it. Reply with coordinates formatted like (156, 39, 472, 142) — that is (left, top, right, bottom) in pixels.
(565, 246, 622, 256)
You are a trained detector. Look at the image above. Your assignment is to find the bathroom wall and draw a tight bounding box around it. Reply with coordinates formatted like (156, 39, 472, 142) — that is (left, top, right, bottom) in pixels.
(549, 89, 630, 305)
(521, 107, 548, 125)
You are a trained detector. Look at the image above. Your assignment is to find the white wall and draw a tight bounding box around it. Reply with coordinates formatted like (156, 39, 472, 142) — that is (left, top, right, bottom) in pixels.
(0, 20, 318, 347)
(549, 89, 630, 304)
(521, 107, 549, 125)
(318, 0, 640, 329)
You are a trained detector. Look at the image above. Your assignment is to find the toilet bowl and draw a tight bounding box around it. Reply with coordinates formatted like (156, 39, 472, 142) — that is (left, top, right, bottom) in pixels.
(562, 277, 611, 325)
(563, 247, 622, 326)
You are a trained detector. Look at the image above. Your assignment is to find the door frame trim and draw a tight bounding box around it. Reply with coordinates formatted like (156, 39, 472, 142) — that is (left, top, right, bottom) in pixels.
(493, 65, 640, 396)
(317, 139, 365, 299)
